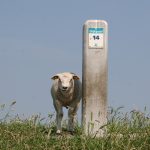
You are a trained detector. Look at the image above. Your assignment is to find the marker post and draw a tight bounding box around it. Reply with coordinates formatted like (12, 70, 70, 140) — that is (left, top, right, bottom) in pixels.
(82, 20, 108, 137)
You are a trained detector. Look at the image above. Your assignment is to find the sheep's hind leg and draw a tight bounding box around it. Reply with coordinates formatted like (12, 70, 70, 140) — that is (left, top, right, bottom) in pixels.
(68, 102, 79, 133)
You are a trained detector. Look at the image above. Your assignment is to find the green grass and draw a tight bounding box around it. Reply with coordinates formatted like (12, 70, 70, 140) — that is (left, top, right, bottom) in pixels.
(0, 102, 150, 150)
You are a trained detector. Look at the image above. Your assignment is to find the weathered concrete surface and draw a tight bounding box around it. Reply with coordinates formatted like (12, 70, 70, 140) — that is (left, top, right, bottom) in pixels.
(82, 20, 108, 137)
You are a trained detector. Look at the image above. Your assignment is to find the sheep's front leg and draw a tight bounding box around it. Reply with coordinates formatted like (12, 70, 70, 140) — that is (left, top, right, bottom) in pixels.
(56, 108, 63, 134)
(54, 100, 63, 134)
(68, 102, 80, 132)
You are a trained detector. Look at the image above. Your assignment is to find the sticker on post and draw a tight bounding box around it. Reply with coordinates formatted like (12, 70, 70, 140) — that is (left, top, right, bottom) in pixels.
(88, 28, 104, 49)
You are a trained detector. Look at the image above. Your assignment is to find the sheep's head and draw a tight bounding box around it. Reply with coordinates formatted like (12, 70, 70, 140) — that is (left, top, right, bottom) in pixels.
(51, 72, 79, 92)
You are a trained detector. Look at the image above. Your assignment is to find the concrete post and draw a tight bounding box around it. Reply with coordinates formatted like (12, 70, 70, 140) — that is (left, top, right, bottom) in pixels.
(82, 20, 108, 137)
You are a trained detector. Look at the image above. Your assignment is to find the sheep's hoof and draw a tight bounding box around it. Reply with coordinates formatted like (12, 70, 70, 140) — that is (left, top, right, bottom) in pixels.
(56, 130, 62, 135)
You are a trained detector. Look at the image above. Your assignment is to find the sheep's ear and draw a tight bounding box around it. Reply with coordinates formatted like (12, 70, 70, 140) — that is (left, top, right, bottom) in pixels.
(51, 75, 59, 80)
(73, 75, 80, 80)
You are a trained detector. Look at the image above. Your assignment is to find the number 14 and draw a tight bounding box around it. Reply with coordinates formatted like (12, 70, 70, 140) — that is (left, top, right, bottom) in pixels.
(93, 35, 100, 40)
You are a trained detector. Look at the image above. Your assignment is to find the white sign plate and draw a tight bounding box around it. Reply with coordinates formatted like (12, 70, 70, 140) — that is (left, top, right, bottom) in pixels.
(88, 28, 104, 48)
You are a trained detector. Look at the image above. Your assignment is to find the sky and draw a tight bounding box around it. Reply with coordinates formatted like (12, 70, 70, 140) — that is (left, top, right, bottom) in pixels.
(0, 0, 150, 120)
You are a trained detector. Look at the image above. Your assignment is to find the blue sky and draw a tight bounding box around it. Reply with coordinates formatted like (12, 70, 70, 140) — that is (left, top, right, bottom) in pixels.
(0, 0, 150, 119)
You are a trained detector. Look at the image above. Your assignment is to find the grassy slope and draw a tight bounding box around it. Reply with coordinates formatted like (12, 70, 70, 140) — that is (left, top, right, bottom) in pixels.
(0, 106, 150, 150)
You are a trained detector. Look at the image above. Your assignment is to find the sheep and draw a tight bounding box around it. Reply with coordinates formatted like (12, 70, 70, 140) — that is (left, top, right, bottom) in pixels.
(51, 72, 82, 134)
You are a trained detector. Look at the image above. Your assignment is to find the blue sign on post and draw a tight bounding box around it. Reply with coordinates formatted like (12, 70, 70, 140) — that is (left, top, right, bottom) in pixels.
(88, 28, 104, 48)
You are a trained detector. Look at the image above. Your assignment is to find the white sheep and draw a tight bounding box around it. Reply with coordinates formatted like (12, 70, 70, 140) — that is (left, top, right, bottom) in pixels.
(51, 72, 82, 134)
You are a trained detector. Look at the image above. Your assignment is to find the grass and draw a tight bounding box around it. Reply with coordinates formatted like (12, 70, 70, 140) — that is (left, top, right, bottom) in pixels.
(0, 102, 150, 150)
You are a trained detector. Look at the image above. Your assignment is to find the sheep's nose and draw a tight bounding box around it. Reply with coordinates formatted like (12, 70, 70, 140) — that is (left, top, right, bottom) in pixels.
(62, 87, 68, 90)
